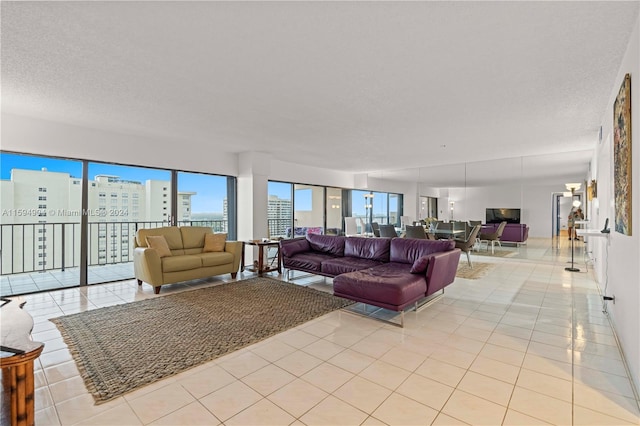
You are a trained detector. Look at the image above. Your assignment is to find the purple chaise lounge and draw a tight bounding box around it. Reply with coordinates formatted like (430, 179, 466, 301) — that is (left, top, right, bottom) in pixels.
(280, 234, 461, 326)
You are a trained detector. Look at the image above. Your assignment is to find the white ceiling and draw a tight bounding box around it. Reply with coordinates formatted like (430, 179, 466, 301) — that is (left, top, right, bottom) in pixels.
(2, 1, 638, 186)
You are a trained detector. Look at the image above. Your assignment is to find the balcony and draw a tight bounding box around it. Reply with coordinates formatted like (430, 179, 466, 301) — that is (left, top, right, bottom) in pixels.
(0, 220, 228, 297)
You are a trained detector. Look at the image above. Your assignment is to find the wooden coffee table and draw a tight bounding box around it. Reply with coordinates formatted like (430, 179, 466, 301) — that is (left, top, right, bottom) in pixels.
(241, 240, 282, 276)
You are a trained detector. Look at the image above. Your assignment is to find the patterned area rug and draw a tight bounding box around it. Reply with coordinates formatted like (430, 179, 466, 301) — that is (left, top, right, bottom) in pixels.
(51, 277, 353, 404)
(472, 247, 518, 258)
(456, 262, 494, 279)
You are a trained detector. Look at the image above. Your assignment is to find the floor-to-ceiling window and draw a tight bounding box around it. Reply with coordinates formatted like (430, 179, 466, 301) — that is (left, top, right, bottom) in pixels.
(326, 187, 342, 235)
(1, 151, 237, 296)
(267, 181, 293, 239)
(177, 172, 235, 238)
(294, 184, 324, 236)
(0, 152, 83, 294)
(86, 163, 172, 285)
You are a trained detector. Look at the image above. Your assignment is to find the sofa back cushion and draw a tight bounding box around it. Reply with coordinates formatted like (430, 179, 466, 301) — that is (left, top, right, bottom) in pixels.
(180, 226, 213, 250)
(280, 238, 311, 258)
(390, 238, 454, 264)
(344, 237, 390, 262)
(307, 234, 346, 256)
(136, 227, 184, 251)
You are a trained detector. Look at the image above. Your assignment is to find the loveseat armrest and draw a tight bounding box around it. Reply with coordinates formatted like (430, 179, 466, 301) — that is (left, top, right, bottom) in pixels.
(425, 248, 461, 296)
(133, 247, 164, 285)
(224, 241, 242, 273)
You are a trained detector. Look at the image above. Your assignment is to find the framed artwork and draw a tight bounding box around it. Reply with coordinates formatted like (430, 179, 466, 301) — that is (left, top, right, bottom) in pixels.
(613, 73, 632, 236)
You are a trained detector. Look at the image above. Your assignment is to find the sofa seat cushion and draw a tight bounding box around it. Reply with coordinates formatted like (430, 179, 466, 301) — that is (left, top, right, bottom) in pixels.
(321, 257, 384, 276)
(197, 252, 234, 267)
(333, 264, 427, 307)
(162, 255, 202, 273)
(284, 253, 335, 272)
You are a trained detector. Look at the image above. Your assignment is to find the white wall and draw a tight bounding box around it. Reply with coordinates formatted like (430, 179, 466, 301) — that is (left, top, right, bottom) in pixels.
(588, 11, 640, 394)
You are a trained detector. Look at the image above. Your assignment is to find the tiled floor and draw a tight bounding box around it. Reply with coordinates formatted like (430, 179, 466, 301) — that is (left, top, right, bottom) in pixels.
(7, 238, 640, 425)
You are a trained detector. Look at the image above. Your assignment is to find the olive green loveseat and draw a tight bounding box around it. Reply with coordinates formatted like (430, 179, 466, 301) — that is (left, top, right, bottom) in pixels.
(133, 226, 242, 294)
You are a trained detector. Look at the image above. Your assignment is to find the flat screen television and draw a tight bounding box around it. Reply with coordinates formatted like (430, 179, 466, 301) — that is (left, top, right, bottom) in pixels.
(486, 208, 521, 224)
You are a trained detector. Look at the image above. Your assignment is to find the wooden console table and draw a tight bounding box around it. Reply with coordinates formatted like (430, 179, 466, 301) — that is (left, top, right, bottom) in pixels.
(1, 299, 44, 426)
(241, 240, 282, 276)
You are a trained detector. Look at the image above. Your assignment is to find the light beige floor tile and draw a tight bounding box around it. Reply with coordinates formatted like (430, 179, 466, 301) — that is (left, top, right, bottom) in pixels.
(414, 357, 467, 387)
(516, 368, 572, 402)
(508, 387, 572, 425)
(486, 332, 529, 352)
(431, 412, 471, 425)
(441, 390, 507, 426)
(521, 353, 572, 380)
(35, 406, 61, 426)
(177, 364, 237, 399)
(573, 404, 640, 425)
(429, 347, 477, 370)
(76, 402, 143, 425)
(151, 401, 220, 425)
(502, 409, 551, 425)
(574, 365, 636, 398)
(226, 398, 296, 426)
(241, 364, 296, 396)
(267, 378, 328, 417)
(300, 395, 368, 426)
(469, 356, 520, 384)
(55, 394, 126, 426)
(333, 376, 392, 413)
(526, 341, 572, 364)
(395, 373, 455, 411)
(328, 348, 376, 374)
(276, 329, 321, 349)
(127, 382, 196, 424)
(530, 330, 572, 349)
(361, 416, 387, 425)
(218, 351, 270, 378)
(274, 349, 323, 376)
(443, 334, 486, 355)
(350, 337, 394, 359)
(49, 375, 89, 404)
(39, 348, 74, 369)
(43, 361, 81, 385)
(372, 393, 438, 426)
(250, 339, 297, 362)
(301, 362, 355, 393)
(574, 352, 629, 377)
(478, 343, 525, 367)
(379, 346, 426, 372)
(493, 323, 533, 340)
(359, 359, 412, 390)
(453, 324, 493, 342)
(324, 329, 367, 347)
(457, 371, 514, 406)
(573, 382, 640, 424)
(301, 338, 345, 360)
(301, 320, 338, 338)
(198, 380, 263, 422)
(35, 386, 54, 410)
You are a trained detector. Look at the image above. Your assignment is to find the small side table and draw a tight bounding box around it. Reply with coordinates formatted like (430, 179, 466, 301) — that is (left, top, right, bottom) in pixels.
(241, 240, 282, 276)
(1, 299, 44, 426)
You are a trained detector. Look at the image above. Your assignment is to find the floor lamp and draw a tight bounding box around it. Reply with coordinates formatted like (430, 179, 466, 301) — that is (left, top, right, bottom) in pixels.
(565, 183, 581, 272)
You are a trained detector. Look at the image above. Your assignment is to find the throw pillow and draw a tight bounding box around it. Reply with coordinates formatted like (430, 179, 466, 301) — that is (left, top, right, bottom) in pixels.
(145, 235, 172, 258)
(203, 233, 227, 252)
(410, 255, 430, 274)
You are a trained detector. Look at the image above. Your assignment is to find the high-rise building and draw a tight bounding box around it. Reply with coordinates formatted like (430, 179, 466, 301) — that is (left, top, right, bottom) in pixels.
(267, 195, 292, 238)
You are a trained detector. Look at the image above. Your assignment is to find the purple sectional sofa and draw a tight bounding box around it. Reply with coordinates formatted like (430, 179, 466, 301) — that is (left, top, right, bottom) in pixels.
(280, 234, 461, 326)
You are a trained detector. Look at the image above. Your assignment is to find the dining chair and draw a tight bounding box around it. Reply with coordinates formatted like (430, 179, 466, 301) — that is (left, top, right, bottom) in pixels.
(378, 224, 398, 238)
(455, 224, 482, 267)
(344, 217, 359, 237)
(478, 221, 507, 254)
(371, 222, 381, 237)
(434, 222, 453, 239)
(404, 225, 427, 239)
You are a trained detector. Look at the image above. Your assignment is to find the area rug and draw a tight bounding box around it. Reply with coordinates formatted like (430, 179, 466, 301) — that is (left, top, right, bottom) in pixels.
(472, 247, 518, 258)
(51, 277, 353, 404)
(456, 262, 494, 279)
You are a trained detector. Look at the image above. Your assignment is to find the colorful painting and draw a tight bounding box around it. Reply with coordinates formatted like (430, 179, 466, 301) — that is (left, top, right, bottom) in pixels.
(613, 74, 632, 236)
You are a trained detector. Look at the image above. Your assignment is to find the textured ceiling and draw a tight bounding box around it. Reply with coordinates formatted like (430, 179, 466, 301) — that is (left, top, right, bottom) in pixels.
(2, 1, 638, 185)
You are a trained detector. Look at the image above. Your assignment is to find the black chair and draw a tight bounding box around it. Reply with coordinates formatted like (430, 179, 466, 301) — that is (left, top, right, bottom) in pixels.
(371, 222, 381, 237)
(455, 225, 482, 267)
(404, 225, 427, 239)
(378, 224, 398, 238)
